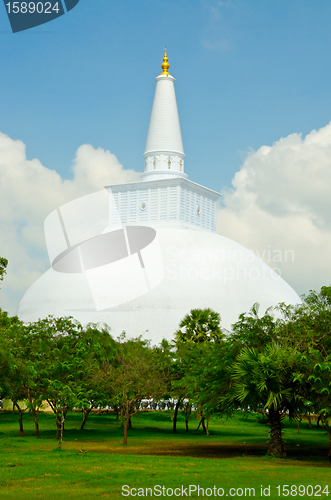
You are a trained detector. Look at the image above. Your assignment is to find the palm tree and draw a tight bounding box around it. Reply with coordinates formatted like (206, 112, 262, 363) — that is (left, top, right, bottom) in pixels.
(227, 344, 305, 457)
(175, 308, 223, 344)
(174, 309, 224, 433)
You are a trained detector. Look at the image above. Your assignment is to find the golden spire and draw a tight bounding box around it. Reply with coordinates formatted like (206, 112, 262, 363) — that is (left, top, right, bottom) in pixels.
(160, 48, 170, 75)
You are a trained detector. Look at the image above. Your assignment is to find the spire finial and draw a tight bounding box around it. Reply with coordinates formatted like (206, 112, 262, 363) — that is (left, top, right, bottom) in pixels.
(160, 48, 170, 75)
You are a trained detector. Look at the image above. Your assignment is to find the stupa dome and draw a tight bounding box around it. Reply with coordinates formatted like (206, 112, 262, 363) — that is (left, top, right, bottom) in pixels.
(17, 226, 299, 344)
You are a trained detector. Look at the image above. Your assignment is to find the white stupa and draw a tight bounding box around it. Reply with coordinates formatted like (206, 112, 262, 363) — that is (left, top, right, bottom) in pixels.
(17, 51, 300, 343)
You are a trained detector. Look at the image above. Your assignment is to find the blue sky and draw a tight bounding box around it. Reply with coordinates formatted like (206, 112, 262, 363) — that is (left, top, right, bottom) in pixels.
(1, 0, 331, 191)
(1, 0, 331, 313)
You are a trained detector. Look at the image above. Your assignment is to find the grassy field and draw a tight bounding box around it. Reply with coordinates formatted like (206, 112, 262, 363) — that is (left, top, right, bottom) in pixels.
(0, 409, 330, 499)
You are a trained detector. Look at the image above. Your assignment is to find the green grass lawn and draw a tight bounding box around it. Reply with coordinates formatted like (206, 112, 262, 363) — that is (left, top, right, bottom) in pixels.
(0, 409, 330, 499)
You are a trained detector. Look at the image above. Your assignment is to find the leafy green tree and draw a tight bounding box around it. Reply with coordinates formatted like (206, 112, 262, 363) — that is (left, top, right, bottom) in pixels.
(105, 336, 168, 445)
(28, 316, 112, 448)
(3, 328, 29, 435)
(280, 286, 331, 460)
(0, 313, 116, 441)
(226, 288, 331, 458)
(0, 257, 8, 288)
(227, 344, 306, 457)
(180, 300, 318, 455)
(176, 308, 223, 344)
(307, 350, 331, 460)
(173, 309, 225, 432)
(229, 303, 277, 352)
(173, 340, 227, 433)
(0, 313, 34, 435)
(75, 324, 115, 430)
(276, 286, 331, 428)
(150, 338, 179, 428)
(277, 286, 331, 354)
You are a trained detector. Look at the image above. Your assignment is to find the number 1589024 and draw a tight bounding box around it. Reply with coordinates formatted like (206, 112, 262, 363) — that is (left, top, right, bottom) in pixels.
(5, 2, 61, 14)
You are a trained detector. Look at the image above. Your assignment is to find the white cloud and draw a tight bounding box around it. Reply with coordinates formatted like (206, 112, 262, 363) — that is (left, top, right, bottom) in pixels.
(0, 132, 140, 314)
(2, 121, 331, 315)
(202, 39, 230, 51)
(217, 122, 331, 296)
(206, 0, 233, 19)
(202, 0, 233, 51)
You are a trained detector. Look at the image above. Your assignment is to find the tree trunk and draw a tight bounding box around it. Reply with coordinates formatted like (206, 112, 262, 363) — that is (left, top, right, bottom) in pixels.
(32, 407, 40, 437)
(184, 402, 192, 432)
(120, 406, 124, 427)
(58, 412, 65, 449)
(185, 417, 189, 432)
(326, 425, 331, 462)
(297, 417, 302, 433)
(81, 408, 92, 430)
(317, 414, 321, 427)
(173, 399, 181, 433)
(14, 403, 24, 436)
(123, 404, 130, 445)
(206, 415, 210, 436)
(55, 412, 61, 440)
(267, 406, 286, 458)
(18, 408, 24, 435)
(27, 390, 40, 438)
(196, 409, 207, 433)
(196, 416, 206, 433)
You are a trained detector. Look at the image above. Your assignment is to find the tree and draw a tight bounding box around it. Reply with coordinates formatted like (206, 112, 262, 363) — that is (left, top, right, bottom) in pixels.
(0, 313, 116, 442)
(228, 344, 306, 457)
(105, 336, 168, 445)
(229, 303, 277, 352)
(74, 324, 115, 430)
(179, 301, 315, 456)
(0, 313, 34, 436)
(307, 349, 331, 460)
(173, 340, 229, 434)
(277, 286, 331, 460)
(176, 308, 223, 344)
(0, 257, 8, 288)
(151, 339, 179, 430)
(281, 286, 331, 352)
(29, 316, 111, 448)
(173, 309, 225, 433)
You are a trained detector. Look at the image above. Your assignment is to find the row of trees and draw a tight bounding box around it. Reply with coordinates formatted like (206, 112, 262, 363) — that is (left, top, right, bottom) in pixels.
(0, 313, 174, 446)
(1, 257, 331, 458)
(174, 288, 331, 459)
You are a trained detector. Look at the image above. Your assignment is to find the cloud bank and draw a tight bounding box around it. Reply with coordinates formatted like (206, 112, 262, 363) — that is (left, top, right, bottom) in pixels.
(217, 122, 331, 296)
(0, 132, 140, 314)
(1, 121, 331, 315)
